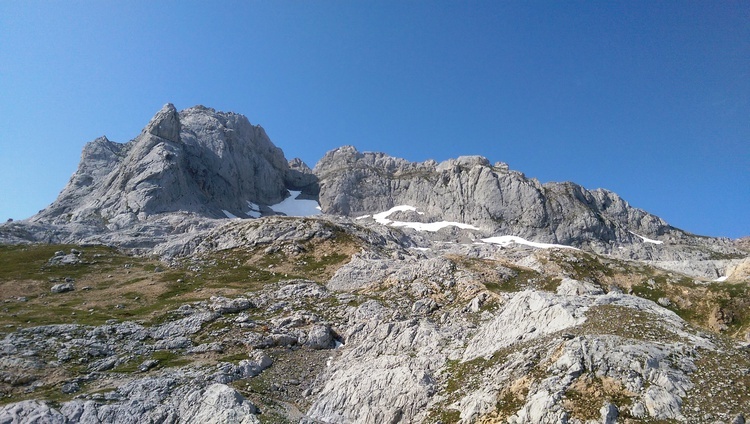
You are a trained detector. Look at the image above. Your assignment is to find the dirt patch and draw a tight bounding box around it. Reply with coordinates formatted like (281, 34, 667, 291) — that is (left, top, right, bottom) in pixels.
(563, 375, 636, 420)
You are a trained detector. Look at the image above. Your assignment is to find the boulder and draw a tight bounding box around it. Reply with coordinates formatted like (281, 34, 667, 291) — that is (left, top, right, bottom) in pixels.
(305, 324, 333, 349)
(51, 282, 74, 293)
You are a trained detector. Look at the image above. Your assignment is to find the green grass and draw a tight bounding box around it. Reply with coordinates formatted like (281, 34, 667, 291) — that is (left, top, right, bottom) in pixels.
(0, 244, 131, 281)
(112, 350, 192, 374)
(625, 273, 750, 338)
(298, 253, 349, 274)
(150, 350, 192, 368)
(450, 256, 549, 294)
(425, 409, 460, 423)
(708, 282, 750, 334)
(630, 280, 667, 303)
(0, 381, 83, 407)
(561, 254, 614, 281)
(483, 268, 546, 293)
(427, 340, 553, 423)
(578, 304, 685, 344)
(218, 352, 250, 363)
(0, 243, 207, 331)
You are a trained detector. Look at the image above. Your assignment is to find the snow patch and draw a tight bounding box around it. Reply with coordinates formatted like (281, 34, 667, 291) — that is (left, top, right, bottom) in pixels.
(222, 210, 239, 219)
(372, 205, 422, 225)
(371, 205, 480, 232)
(269, 190, 322, 217)
(391, 220, 480, 232)
(630, 231, 664, 245)
(246, 201, 261, 218)
(714, 276, 728, 282)
(355, 215, 371, 220)
(481, 235, 578, 250)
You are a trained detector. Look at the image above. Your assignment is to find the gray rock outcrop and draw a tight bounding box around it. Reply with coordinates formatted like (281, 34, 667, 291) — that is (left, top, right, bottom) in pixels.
(50, 282, 74, 294)
(314, 146, 741, 261)
(0, 104, 741, 273)
(1, 217, 748, 423)
(31, 104, 316, 229)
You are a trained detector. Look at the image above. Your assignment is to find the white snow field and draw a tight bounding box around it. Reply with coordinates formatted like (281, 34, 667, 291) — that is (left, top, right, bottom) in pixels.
(246, 201, 261, 218)
(481, 235, 578, 250)
(269, 190, 322, 217)
(370, 205, 481, 232)
(630, 231, 664, 245)
(222, 210, 239, 219)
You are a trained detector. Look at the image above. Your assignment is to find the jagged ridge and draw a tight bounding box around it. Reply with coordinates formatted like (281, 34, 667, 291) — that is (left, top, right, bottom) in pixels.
(32, 104, 317, 229)
(1, 103, 742, 272)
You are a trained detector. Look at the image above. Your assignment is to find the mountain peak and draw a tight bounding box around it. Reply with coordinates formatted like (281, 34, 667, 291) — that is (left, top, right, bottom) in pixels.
(31, 104, 308, 229)
(16, 104, 742, 270)
(144, 103, 180, 142)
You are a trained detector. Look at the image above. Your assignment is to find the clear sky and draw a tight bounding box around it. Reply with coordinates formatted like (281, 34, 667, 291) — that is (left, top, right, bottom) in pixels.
(1, 1, 747, 238)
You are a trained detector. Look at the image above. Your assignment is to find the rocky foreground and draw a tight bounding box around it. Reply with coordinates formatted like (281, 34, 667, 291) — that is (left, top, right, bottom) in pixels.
(0, 104, 748, 423)
(1, 216, 749, 423)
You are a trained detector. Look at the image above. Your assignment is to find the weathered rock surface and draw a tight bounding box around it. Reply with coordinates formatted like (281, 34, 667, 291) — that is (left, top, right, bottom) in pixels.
(0, 104, 744, 279)
(50, 282, 75, 293)
(1, 229, 749, 424)
(314, 146, 741, 263)
(30, 104, 316, 232)
(0, 105, 748, 423)
(0, 381, 261, 424)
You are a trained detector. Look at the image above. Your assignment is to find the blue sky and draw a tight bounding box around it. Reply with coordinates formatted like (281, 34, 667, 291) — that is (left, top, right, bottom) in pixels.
(1, 1, 747, 238)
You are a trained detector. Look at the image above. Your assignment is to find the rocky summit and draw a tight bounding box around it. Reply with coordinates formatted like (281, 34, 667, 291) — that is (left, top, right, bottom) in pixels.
(0, 105, 748, 424)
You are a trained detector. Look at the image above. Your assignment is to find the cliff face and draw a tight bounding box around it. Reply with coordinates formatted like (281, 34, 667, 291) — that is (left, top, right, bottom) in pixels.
(312, 146, 660, 244)
(32, 104, 316, 229)
(0, 104, 737, 266)
(313, 146, 734, 259)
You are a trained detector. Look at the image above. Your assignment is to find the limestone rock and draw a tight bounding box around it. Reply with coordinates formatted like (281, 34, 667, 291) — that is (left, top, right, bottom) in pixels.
(209, 296, 253, 314)
(305, 324, 333, 349)
(31, 104, 316, 230)
(314, 146, 741, 263)
(556, 278, 604, 296)
(601, 403, 619, 424)
(287, 157, 318, 191)
(237, 351, 273, 378)
(727, 258, 750, 281)
(179, 383, 259, 424)
(47, 250, 81, 266)
(1, 104, 749, 424)
(0, 400, 66, 423)
(150, 311, 219, 340)
(50, 282, 74, 293)
(463, 290, 587, 361)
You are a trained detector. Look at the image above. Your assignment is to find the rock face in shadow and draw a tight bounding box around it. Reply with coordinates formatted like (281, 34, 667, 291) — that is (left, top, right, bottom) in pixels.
(31, 104, 316, 230)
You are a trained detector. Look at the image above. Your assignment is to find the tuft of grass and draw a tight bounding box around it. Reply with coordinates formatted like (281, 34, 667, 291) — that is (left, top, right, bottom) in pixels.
(560, 253, 614, 282)
(577, 304, 685, 344)
(150, 350, 192, 368)
(450, 255, 550, 294)
(113, 350, 192, 374)
(631, 280, 667, 303)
